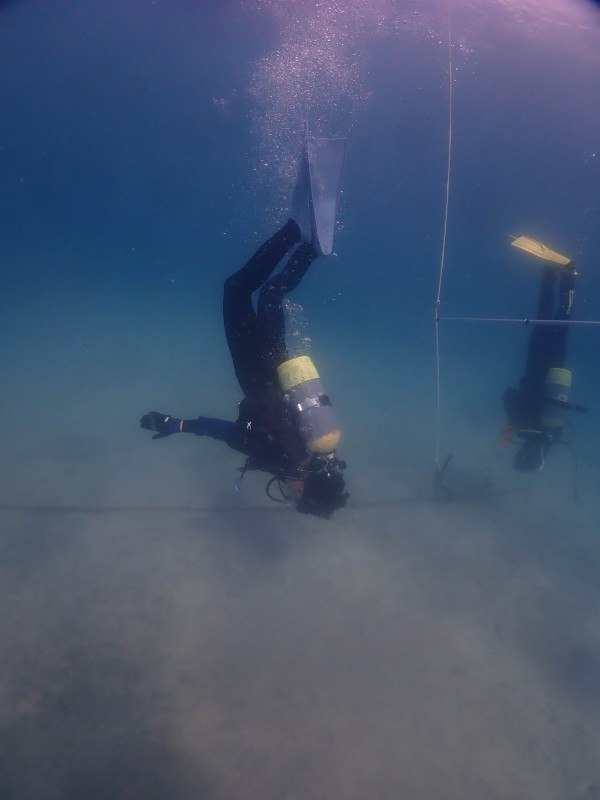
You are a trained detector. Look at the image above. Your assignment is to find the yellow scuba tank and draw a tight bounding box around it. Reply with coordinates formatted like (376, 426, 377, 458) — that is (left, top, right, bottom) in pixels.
(541, 367, 571, 430)
(277, 355, 341, 455)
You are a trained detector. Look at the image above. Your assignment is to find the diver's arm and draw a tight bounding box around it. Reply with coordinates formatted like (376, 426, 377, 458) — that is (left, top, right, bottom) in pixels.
(140, 411, 234, 441)
(182, 416, 235, 439)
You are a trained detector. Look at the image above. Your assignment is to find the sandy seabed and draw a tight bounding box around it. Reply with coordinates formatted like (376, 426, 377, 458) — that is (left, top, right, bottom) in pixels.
(1, 301, 599, 800)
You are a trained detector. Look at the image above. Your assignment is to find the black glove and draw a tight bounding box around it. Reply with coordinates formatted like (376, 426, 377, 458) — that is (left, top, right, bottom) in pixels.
(140, 411, 181, 440)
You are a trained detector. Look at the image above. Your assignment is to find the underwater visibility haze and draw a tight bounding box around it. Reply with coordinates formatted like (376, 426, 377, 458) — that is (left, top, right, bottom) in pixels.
(1, 0, 600, 797)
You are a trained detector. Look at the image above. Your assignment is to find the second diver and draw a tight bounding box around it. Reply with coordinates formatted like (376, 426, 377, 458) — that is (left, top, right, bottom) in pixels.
(502, 236, 585, 472)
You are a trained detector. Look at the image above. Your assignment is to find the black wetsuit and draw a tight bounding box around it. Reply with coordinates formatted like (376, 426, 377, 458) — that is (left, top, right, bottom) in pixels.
(184, 219, 318, 478)
(503, 264, 576, 438)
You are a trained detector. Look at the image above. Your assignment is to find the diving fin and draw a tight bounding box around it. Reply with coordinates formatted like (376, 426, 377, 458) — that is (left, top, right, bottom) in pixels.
(290, 141, 312, 243)
(307, 133, 346, 255)
(510, 235, 572, 267)
(290, 125, 346, 256)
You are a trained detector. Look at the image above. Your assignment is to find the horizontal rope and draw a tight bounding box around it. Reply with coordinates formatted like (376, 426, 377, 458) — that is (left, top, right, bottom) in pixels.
(437, 315, 600, 328)
(0, 502, 285, 515)
(0, 489, 520, 516)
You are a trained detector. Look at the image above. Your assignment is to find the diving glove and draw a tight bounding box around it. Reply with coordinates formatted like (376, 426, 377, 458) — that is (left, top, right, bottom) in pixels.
(140, 411, 181, 440)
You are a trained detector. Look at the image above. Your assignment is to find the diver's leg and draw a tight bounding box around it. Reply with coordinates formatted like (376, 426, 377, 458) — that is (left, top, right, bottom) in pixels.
(223, 219, 301, 392)
(523, 266, 556, 384)
(547, 265, 576, 367)
(256, 242, 319, 369)
(557, 266, 576, 320)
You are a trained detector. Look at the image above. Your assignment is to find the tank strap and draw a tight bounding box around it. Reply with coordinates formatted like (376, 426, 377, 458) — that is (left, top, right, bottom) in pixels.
(294, 393, 331, 412)
(544, 398, 570, 410)
(515, 427, 545, 438)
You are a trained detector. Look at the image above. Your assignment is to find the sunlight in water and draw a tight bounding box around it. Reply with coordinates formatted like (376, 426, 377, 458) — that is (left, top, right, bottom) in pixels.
(244, 0, 598, 216)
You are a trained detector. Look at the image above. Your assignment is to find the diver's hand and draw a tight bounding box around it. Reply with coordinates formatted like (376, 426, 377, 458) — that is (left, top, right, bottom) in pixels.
(140, 411, 181, 440)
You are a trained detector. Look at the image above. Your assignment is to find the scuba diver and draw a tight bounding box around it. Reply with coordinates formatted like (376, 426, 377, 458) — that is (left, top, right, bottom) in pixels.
(140, 132, 349, 518)
(502, 236, 585, 472)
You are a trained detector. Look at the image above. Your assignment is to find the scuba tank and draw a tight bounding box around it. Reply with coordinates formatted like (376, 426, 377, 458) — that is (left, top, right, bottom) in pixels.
(541, 367, 571, 430)
(276, 355, 341, 455)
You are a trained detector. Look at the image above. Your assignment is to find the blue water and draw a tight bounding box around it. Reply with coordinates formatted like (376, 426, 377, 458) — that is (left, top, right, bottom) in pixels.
(2, 1, 600, 797)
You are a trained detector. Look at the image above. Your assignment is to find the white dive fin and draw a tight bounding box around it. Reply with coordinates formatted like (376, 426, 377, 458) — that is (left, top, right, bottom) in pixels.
(290, 125, 346, 255)
(307, 134, 346, 255)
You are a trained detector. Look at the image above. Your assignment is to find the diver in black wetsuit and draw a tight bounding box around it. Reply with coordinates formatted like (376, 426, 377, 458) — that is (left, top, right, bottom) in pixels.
(140, 217, 348, 518)
(502, 260, 577, 471)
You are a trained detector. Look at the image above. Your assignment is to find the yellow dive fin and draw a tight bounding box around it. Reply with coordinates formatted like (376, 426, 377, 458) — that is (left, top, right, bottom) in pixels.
(510, 235, 571, 266)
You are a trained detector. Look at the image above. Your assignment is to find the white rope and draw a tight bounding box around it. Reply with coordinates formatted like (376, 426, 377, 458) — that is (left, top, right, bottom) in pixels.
(438, 316, 600, 327)
(434, 21, 453, 468)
